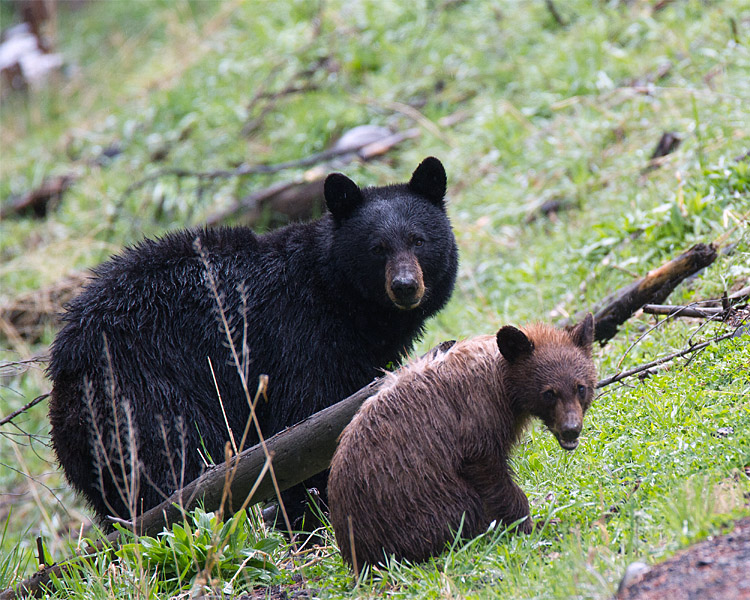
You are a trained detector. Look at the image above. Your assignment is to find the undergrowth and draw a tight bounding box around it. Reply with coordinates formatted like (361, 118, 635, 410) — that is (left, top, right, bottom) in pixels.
(1, 1, 749, 598)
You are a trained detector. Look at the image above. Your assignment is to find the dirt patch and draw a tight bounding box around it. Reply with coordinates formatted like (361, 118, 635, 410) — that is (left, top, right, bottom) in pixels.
(617, 516, 750, 600)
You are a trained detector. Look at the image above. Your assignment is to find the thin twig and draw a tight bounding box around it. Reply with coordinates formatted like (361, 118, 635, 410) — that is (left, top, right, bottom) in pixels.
(120, 148, 343, 199)
(0, 394, 49, 428)
(596, 329, 740, 389)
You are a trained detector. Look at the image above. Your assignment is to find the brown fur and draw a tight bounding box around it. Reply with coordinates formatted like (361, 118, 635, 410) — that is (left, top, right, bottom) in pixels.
(328, 315, 596, 567)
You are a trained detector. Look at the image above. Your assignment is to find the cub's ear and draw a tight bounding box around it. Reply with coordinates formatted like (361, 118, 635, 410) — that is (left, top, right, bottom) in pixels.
(409, 156, 447, 208)
(569, 313, 595, 354)
(496, 326, 534, 363)
(325, 173, 364, 221)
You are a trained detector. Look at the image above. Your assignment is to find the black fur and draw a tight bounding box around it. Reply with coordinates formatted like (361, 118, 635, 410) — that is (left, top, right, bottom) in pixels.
(47, 158, 458, 526)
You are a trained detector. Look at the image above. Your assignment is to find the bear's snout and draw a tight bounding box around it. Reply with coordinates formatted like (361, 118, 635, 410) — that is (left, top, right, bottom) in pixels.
(557, 425, 581, 451)
(392, 274, 420, 301)
(386, 254, 425, 310)
(553, 401, 583, 451)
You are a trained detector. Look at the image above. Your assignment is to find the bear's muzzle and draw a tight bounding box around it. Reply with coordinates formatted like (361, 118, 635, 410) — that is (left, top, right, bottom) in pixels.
(386, 254, 425, 310)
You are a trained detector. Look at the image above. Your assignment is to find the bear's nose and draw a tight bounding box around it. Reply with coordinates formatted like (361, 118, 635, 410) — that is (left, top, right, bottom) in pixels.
(560, 427, 580, 442)
(558, 424, 581, 451)
(391, 276, 419, 300)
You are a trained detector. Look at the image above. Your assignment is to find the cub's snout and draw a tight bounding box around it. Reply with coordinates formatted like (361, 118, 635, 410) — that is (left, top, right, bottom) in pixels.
(550, 397, 586, 451)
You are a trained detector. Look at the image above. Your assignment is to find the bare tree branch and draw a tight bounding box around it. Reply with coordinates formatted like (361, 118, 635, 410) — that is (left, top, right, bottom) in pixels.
(0, 394, 48, 428)
(596, 329, 740, 389)
(642, 304, 724, 319)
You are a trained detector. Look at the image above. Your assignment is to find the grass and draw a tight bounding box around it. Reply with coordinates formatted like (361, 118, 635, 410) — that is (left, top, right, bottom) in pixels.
(1, 0, 749, 598)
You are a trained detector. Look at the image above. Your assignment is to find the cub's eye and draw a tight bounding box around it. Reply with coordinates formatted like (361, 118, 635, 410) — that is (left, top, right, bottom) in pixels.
(372, 244, 386, 256)
(577, 384, 587, 397)
(542, 390, 556, 403)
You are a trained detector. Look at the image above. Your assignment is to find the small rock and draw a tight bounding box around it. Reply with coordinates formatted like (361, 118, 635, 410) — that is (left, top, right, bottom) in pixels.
(617, 561, 650, 596)
(332, 125, 392, 153)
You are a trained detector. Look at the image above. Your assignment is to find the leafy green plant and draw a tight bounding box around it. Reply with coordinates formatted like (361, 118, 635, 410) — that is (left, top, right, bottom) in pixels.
(115, 507, 281, 595)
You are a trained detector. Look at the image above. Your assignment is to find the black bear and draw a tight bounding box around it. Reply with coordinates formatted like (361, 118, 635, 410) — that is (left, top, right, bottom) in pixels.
(328, 315, 597, 567)
(47, 157, 458, 527)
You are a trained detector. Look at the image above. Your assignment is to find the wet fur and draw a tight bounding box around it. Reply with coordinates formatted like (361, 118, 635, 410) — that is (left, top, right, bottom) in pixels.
(328, 316, 596, 567)
(48, 158, 458, 527)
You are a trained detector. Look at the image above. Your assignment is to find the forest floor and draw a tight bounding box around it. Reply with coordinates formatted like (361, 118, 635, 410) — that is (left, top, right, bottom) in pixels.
(618, 515, 750, 600)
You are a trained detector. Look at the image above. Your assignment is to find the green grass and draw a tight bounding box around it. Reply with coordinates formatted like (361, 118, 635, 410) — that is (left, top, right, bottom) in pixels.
(1, 0, 749, 598)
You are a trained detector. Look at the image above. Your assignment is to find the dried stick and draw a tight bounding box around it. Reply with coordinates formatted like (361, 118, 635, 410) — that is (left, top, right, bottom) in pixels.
(642, 304, 724, 319)
(0, 394, 48, 428)
(0, 175, 75, 220)
(596, 329, 739, 389)
(119, 147, 348, 200)
(544, 0, 567, 27)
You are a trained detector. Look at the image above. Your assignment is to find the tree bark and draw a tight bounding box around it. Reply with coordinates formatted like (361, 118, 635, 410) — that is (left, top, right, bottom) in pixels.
(563, 243, 717, 344)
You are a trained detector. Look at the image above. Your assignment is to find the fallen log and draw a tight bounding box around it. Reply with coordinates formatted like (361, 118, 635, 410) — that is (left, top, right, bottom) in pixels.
(0, 174, 75, 219)
(563, 243, 717, 343)
(0, 377, 385, 600)
(204, 111, 468, 226)
(130, 380, 386, 537)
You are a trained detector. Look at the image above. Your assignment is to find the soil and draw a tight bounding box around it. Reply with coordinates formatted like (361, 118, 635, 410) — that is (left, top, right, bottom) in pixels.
(617, 516, 750, 600)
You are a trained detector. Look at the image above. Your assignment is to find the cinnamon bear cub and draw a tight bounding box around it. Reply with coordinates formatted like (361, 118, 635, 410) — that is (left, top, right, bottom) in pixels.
(328, 314, 596, 567)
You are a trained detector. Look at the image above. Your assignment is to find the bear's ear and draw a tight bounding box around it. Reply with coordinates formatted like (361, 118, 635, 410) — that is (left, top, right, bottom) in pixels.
(496, 326, 534, 363)
(325, 173, 364, 221)
(408, 157, 447, 208)
(569, 313, 595, 354)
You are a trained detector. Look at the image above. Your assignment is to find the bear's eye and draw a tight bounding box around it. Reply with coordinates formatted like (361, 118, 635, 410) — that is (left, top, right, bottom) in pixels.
(409, 234, 425, 247)
(577, 384, 587, 397)
(372, 244, 386, 256)
(542, 390, 556, 403)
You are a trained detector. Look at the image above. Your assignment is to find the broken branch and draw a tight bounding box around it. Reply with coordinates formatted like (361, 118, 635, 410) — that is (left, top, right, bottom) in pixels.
(642, 304, 724, 319)
(595, 329, 739, 388)
(0, 378, 384, 600)
(0, 394, 48, 428)
(564, 243, 718, 344)
(121, 109, 469, 215)
(0, 175, 75, 219)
